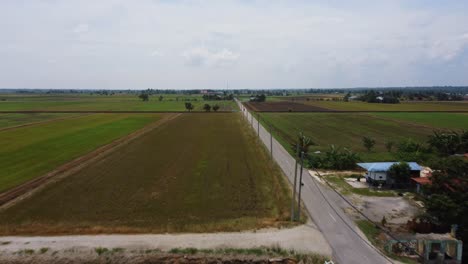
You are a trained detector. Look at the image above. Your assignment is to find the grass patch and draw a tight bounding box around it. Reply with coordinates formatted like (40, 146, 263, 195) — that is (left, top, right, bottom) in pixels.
(0, 113, 291, 235)
(39, 247, 49, 254)
(326, 175, 396, 197)
(0, 241, 11, 245)
(0, 113, 161, 192)
(95, 247, 109, 256)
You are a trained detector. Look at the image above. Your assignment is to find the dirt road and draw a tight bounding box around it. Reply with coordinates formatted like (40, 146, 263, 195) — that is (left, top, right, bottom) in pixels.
(0, 223, 331, 256)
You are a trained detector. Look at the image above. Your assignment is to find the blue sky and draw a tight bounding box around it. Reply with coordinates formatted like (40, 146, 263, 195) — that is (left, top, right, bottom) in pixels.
(0, 0, 467, 89)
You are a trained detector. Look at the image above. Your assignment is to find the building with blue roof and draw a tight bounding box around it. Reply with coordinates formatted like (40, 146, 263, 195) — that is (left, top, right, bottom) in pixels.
(357, 162, 422, 186)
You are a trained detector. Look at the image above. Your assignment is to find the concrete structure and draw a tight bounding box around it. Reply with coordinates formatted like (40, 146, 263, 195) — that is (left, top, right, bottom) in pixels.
(386, 235, 463, 264)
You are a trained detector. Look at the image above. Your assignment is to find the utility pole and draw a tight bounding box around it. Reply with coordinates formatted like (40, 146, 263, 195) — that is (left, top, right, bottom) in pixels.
(291, 143, 300, 221)
(257, 113, 260, 137)
(269, 124, 273, 158)
(297, 151, 305, 221)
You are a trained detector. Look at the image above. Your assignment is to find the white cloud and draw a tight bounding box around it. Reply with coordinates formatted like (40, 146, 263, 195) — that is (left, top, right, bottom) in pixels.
(182, 48, 239, 67)
(427, 33, 468, 61)
(0, 0, 468, 89)
(150, 50, 163, 57)
(73, 23, 89, 34)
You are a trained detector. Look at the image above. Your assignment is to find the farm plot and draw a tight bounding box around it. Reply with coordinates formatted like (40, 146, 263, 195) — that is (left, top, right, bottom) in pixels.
(0, 94, 237, 112)
(244, 101, 332, 112)
(0, 113, 290, 235)
(259, 112, 466, 161)
(301, 100, 468, 112)
(0, 113, 81, 130)
(0, 114, 161, 193)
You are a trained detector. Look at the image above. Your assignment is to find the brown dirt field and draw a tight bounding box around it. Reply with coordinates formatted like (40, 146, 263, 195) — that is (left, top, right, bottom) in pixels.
(244, 102, 333, 112)
(0, 114, 180, 209)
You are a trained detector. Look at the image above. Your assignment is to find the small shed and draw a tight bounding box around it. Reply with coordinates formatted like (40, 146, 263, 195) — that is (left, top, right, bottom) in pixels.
(357, 162, 422, 186)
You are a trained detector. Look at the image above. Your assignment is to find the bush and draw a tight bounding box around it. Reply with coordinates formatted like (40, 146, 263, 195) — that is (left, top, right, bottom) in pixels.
(309, 145, 360, 170)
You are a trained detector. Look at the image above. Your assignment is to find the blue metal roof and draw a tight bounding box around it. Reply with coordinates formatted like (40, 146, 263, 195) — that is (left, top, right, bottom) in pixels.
(357, 162, 421, 172)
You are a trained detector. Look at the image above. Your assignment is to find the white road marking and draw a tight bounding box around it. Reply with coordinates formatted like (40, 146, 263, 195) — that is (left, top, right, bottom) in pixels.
(328, 212, 337, 222)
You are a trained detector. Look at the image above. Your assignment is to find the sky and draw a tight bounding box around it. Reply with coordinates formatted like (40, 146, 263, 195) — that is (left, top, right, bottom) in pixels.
(1, 0, 468, 90)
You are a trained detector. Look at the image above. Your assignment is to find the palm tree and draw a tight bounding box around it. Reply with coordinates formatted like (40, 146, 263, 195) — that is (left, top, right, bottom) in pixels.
(291, 132, 315, 221)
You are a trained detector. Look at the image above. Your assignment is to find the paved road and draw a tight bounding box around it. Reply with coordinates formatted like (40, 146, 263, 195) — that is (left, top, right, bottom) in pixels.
(236, 100, 391, 264)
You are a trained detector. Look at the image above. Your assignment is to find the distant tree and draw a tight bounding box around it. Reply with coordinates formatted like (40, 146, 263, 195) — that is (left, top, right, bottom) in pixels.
(203, 104, 211, 112)
(343, 92, 351, 102)
(387, 162, 411, 184)
(385, 141, 395, 152)
(185, 102, 194, 112)
(212, 104, 220, 112)
(158, 95, 164, 101)
(138, 93, 149, 101)
(362, 136, 376, 152)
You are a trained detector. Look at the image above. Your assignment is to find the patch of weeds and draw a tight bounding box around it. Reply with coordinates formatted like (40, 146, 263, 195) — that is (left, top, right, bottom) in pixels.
(40, 247, 49, 254)
(17, 249, 35, 255)
(169, 247, 198, 254)
(0, 241, 11, 245)
(95, 247, 109, 256)
(111, 248, 124, 253)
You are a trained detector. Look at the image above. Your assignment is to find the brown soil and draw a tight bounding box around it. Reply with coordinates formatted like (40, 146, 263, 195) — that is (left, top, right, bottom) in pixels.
(244, 102, 333, 112)
(0, 114, 181, 209)
(0, 253, 302, 264)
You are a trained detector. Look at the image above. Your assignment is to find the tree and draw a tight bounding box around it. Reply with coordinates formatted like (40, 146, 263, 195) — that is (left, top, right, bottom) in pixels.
(212, 104, 220, 112)
(138, 93, 149, 101)
(387, 162, 411, 185)
(184, 102, 194, 112)
(343, 92, 351, 102)
(428, 130, 468, 156)
(362, 136, 376, 152)
(158, 95, 164, 101)
(309, 145, 361, 170)
(395, 138, 427, 162)
(291, 132, 315, 158)
(385, 141, 394, 152)
(203, 104, 211, 112)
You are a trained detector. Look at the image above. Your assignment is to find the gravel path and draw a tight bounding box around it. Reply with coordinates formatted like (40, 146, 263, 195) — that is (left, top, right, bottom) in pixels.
(0, 223, 331, 256)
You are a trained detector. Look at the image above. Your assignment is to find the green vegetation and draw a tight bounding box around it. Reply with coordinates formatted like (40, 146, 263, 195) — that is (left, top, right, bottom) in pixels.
(0, 113, 81, 129)
(260, 112, 446, 161)
(0, 94, 237, 111)
(0, 114, 161, 192)
(325, 175, 396, 197)
(356, 220, 381, 246)
(0, 114, 291, 235)
(372, 112, 468, 129)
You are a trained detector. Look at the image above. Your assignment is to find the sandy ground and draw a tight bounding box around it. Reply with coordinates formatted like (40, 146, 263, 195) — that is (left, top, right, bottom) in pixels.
(0, 223, 332, 258)
(354, 196, 419, 225)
